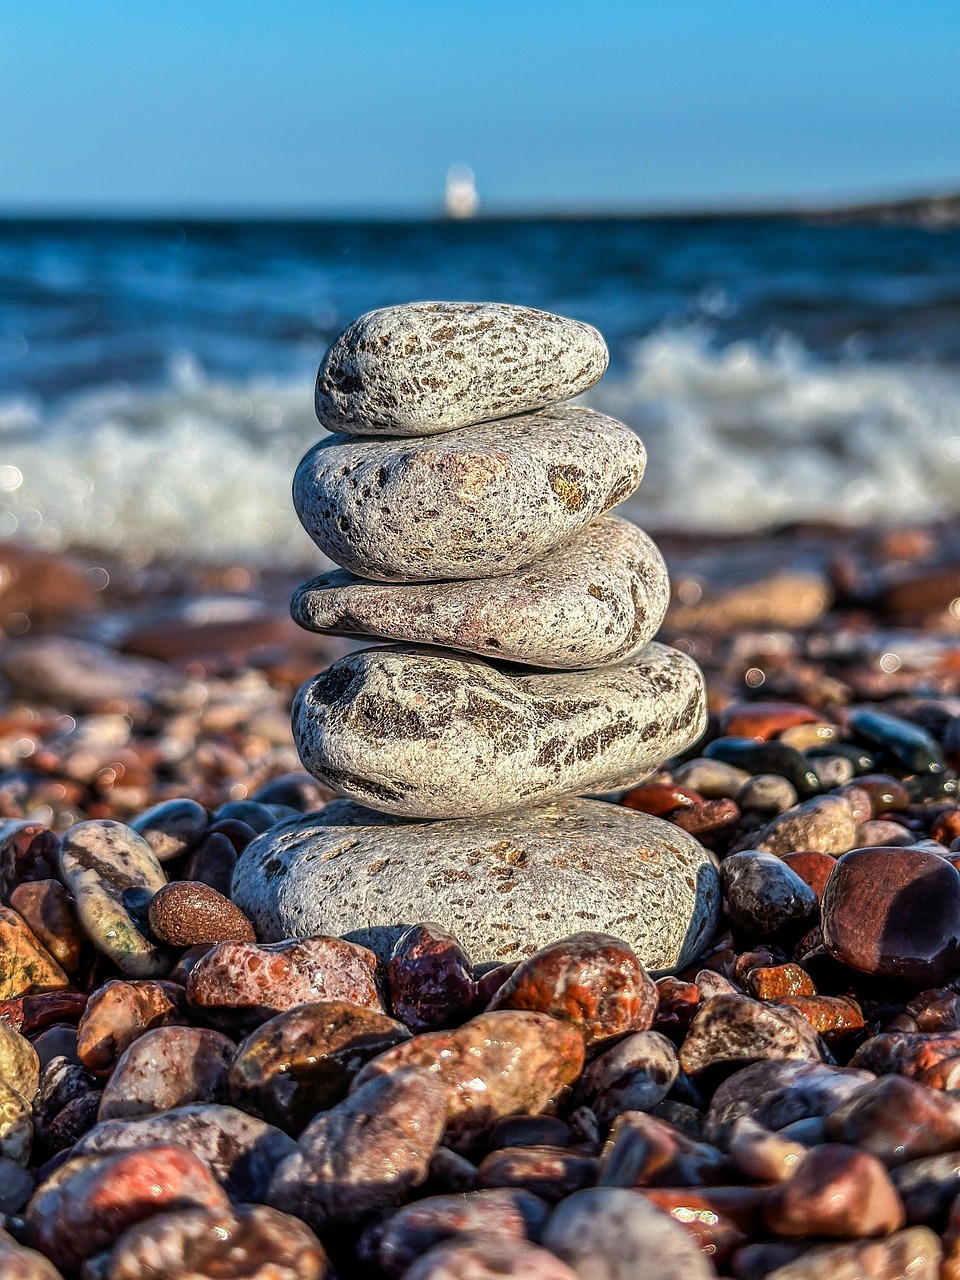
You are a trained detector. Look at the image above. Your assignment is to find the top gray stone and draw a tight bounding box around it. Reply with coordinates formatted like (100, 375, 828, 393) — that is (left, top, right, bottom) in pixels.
(293, 406, 646, 582)
(315, 302, 608, 436)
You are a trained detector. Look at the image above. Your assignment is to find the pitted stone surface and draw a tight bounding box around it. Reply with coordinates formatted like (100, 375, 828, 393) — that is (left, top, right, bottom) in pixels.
(293, 407, 646, 582)
(292, 641, 706, 819)
(314, 302, 608, 437)
(291, 516, 669, 669)
(231, 798, 721, 971)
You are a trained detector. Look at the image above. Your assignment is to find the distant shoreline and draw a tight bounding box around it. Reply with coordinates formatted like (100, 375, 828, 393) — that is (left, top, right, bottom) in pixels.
(1, 190, 959, 227)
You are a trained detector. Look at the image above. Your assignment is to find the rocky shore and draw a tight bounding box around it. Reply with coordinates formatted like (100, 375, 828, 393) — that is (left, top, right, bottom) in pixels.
(0, 517, 959, 1277)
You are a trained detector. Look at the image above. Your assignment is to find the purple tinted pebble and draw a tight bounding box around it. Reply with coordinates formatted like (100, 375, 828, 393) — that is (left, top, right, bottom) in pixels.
(387, 922, 476, 1033)
(96, 1025, 235, 1120)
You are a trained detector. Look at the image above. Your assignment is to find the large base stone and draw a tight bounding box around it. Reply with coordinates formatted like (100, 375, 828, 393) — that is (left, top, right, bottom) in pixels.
(231, 799, 721, 973)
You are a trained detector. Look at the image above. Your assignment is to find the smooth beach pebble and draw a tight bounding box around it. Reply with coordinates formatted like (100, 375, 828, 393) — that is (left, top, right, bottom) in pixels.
(763, 1143, 905, 1238)
(597, 1110, 728, 1189)
(821, 845, 960, 984)
(542, 1186, 717, 1280)
(227, 1000, 411, 1132)
(825, 1075, 960, 1166)
(75, 1104, 296, 1202)
(8, 880, 85, 976)
(679, 994, 825, 1076)
(56, 820, 169, 977)
(291, 641, 706, 819)
(96, 1024, 236, 1120)
(292, 517, 670, 670)
(130, 797, 208, 862)
(387, 923, 476, 1033)
(0, 1080, 33, 1164)
(147, 880, 256, 946)
(266, 1069, 449, 1230)
(487, 932, 657, 1046)
(404, 1235, 580, 1280)
(25, 1143, 231, 1274)
(92, 1204, 328, 1280)
(351, 1010, 584, 1150)
(185, 936, 384, 1031)
(0, 1229, 62, 1280)
(720, 851, 819, 936)
(574, 1030, 679, 1122)
(293, 406, 646, 582)
(231, 798, 721, 971)
(704, 1060, 875, 1143)
(75, 979, 189, 1078)
(314, 301, 608, 436)
(751, 794, 860, 856)
(0, 1024, 41, 1104)
(751, 1228, 942, 1280)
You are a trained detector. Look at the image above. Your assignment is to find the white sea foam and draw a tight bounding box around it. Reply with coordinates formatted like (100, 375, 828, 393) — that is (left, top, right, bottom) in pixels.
(2, 331, 960, 566)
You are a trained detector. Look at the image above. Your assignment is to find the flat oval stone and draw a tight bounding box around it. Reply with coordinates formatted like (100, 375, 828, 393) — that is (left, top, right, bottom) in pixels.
(293, 407, 646, 582)
(314, 302, 608, 437)
(822, 846, 960, 984)
(387, 924, 476, 1034)
(56, 820, 169, 977)
(488, 932, 657, 1046)
(720, 852, 819, 936)
(292, 517, 669, 670)
(762, 1143, 905, 1239)
(0, 906, 69, 998)
(232, 798, 721, 971)
(228, 1000, 411, 1132)
(292, 641, 706, 819)
(148, 881, 256, 946)
(130, 798, 209, 863)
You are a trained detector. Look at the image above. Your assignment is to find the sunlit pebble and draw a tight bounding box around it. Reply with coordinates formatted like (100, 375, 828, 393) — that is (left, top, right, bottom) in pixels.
(879, 652, 902, 673)
(745, 667, 766, 687)
(0, 465, 23, 491)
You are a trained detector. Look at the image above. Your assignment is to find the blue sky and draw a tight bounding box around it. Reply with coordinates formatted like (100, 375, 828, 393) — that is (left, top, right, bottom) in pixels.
(2, 0, 959, 213)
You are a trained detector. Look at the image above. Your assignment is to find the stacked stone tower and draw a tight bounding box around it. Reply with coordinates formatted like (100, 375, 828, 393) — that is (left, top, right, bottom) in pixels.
(233, 303, 720, 971)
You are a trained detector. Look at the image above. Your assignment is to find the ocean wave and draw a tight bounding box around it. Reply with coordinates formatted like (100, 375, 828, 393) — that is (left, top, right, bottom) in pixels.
(2, 332, 960, 566)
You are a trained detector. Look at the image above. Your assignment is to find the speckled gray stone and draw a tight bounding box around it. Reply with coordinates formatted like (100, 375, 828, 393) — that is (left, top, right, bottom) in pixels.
(315, 302, 608, 437)
(292, 641, 706, 819)
(293, 407, 646, 583)
(231, 797, 721, 971)
(291, 516, 669, 669)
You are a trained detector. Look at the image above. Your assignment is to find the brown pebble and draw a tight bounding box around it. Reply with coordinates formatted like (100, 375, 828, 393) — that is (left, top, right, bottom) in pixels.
(148, 881, 256, 947)
(763, 1142, 905, 1238)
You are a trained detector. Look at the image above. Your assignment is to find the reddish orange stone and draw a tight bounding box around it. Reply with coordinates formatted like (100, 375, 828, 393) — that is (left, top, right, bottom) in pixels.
(932, 810, 960, 846)
(774, 995, 865, 1042)
(779, 851, 836, 902)
(721, 702, 819, 742)
(622, 783, 703, 816)
(746, 964, 816, 1000)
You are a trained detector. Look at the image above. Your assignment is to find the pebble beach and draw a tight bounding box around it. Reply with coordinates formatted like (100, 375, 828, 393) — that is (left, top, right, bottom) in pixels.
(3, 285, 960, 1280)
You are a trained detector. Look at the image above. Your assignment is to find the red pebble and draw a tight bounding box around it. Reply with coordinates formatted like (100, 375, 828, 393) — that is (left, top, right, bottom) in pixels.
(387, 923, 476, 1033)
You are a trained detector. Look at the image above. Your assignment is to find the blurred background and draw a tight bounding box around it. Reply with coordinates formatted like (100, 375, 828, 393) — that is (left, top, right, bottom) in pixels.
(2, 0, 960, 566)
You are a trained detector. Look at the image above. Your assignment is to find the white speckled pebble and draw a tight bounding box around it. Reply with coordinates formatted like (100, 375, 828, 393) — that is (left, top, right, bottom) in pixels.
(315, 302, 608, 436)
(293, 406, 646, 582)
(291, 641, 706, 819)
(291, 515, 669, 669)
(231, 798, 721, 971)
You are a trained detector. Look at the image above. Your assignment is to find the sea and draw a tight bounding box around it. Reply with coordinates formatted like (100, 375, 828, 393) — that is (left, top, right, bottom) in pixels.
(2, 214, 960, 567)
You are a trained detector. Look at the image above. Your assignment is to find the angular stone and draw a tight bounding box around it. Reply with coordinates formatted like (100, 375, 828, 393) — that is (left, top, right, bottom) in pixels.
(185, 936, 383, 1032)
(56, 820, 169, 977)
(679, 995, 825, 1076)
(488, 932, 657, 1046)
(267, 1069, 448, 1229)
(822, 846, 960, 985)
(228, 1000, 411, 1133)
(91, 1204, 328, 1280)
(387, 924, 475, 1033)
(0, 907, 69, 998)
(598, 1111, 727, 1188)
(542, 1187, 717, 1280)
(74, 1104, 297, 1201)
(148, 881, 256, 946)
(293, 518, 669, 670)
(232, 799, 721, 971)
(293, 641, 704, 819)
(352, 1010, 584, 1150)
(76, 980, 190, 1078)
(763, 1143, 905, 1238)
(294, 407, 646, 583)
(315, 302, 608, 436)
(97, 1025, 235, 1120)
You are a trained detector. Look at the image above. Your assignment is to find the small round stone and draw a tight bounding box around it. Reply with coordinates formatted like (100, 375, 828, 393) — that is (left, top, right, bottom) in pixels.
(148, 881, 256, 947)
(822, 846, 960, 985)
